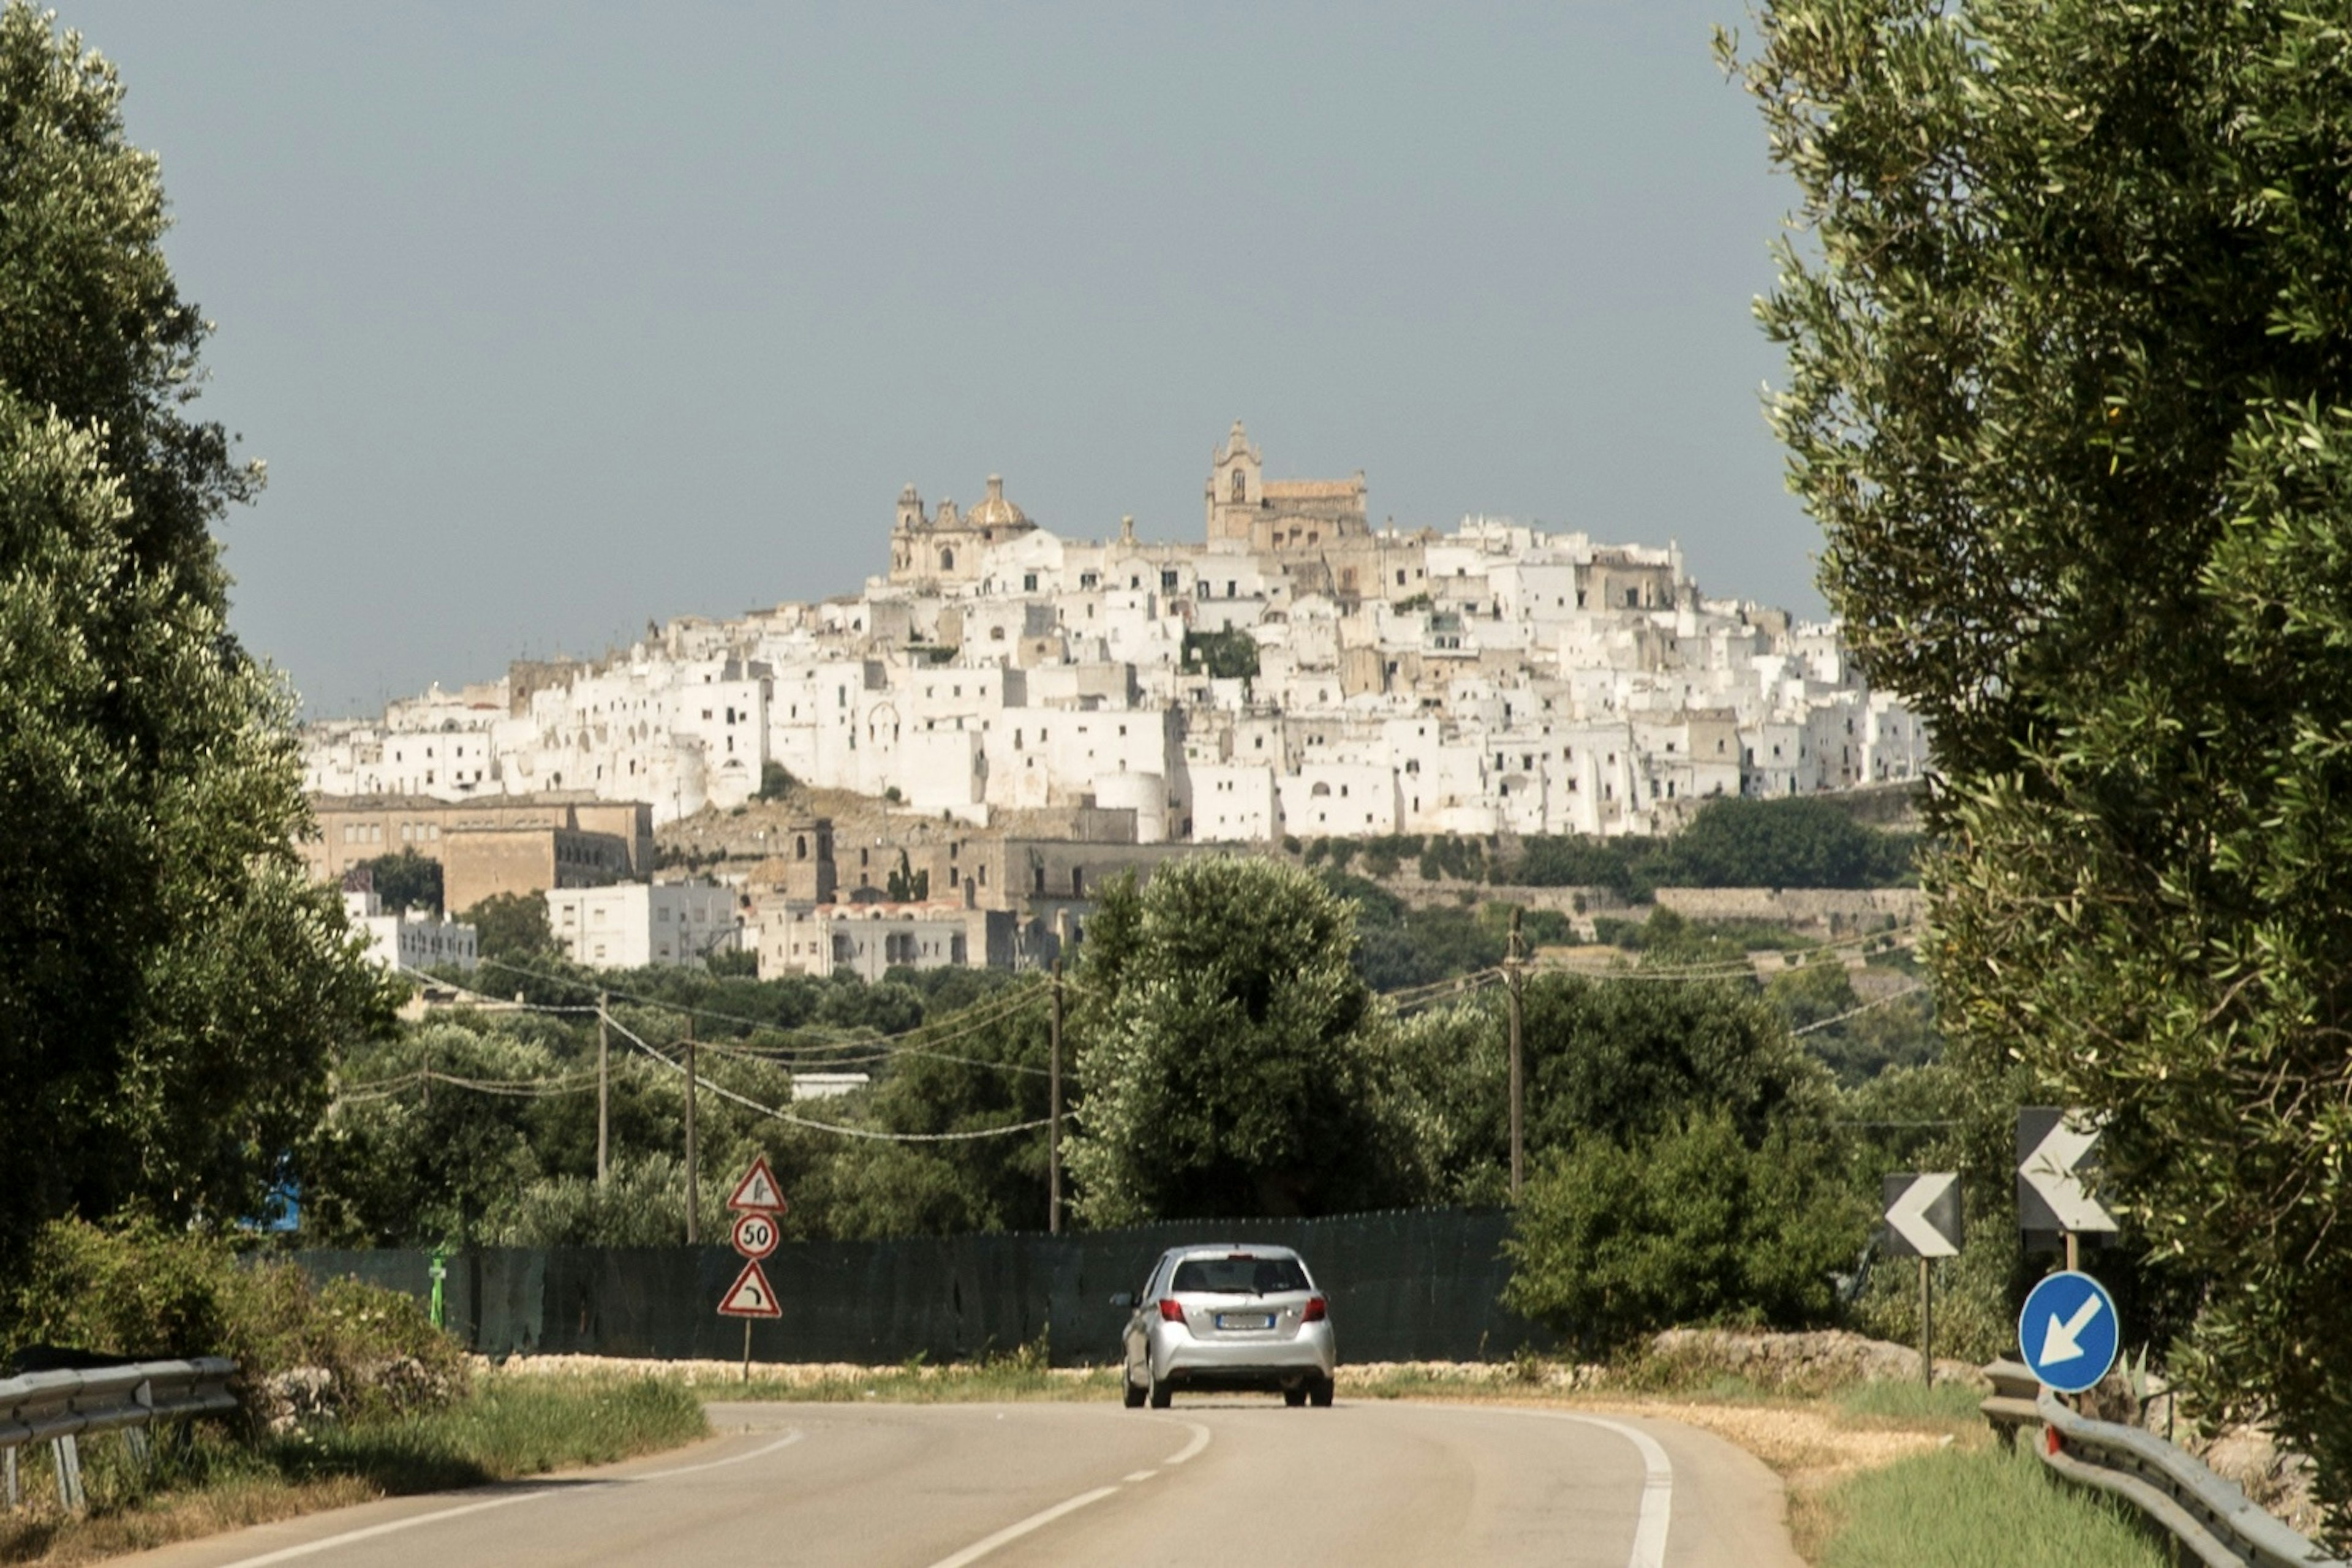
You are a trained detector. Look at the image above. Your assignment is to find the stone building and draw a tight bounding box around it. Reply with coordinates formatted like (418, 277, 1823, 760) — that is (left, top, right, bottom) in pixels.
(304, 793, 654, 914)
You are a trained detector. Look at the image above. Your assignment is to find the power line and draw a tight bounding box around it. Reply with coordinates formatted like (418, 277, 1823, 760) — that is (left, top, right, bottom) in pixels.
(473, 954, 1046, 1055)
(603, 1016, 1056, 1143)
(1792, 982, 1931, 1035)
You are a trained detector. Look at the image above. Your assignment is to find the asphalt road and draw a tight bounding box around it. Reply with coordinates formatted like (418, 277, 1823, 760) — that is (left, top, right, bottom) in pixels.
(129, 1399, 1804, 1568)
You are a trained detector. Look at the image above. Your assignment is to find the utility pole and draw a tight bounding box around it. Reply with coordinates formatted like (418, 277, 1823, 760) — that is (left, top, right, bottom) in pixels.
(1049, 957, 1064, 1235)
(1507, 907, 1525, 1202)
(684, 1024, 699, 1246)
(596, 992, 610, 1188)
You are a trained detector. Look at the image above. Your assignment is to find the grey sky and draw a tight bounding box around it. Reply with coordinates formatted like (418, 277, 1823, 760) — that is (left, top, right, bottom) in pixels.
(72, 1, 1813, 717)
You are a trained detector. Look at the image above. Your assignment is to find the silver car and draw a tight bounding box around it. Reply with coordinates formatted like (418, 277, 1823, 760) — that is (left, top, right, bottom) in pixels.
(1112, 1243, 1336, 1408)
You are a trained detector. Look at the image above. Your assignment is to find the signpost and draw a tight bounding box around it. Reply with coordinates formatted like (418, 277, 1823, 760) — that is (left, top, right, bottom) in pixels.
(2018, 1270, 2120, 1396)
(1881, 1172, 1962, 1385)
(2018, 1107, 2117, 1270)
(719, 1156, 789, 1379)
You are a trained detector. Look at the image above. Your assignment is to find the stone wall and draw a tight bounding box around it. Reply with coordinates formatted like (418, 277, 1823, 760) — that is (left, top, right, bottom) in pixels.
(1653, 886, 1923, 935)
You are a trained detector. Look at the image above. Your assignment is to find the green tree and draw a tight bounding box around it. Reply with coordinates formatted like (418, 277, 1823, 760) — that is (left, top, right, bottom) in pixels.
(465, 891, 558, 964)
(1520, 973, 1833, 1154)
(1732, 0, 2352, 1508)
(1503, 1110, 1868, 1354)
(361, 848, 443, 915)
(815, 987, 1056, 1238)
(1662, 798, 1914, 889)
(1180, 627, 1259, 681)
(1066, 860, 1423, 1222)
(0, 4, 388, 1270)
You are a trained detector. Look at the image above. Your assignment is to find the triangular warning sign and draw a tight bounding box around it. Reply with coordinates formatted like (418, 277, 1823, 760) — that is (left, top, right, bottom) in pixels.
(717, 1258, 782, 1319)
(726, 1154, 786, 1214)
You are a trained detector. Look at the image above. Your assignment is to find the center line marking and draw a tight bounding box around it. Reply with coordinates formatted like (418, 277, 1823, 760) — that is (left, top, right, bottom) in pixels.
(1123, 1469, 1157, 1483)
(920, 1485, 1121, 1568)
(1161, 1421, 1211, 1464)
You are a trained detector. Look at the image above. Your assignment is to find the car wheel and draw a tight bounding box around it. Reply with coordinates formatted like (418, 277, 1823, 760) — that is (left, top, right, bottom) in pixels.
(1283, 1386, 1308, 1408)
(1148, 1367, 1173, 1409)
(1123, 1367, 1147, 1409)
(1308, 1376, 1335, 1408)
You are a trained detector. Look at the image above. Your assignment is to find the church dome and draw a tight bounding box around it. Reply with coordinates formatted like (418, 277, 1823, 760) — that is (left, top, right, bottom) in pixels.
(964, 474, 1030, 530)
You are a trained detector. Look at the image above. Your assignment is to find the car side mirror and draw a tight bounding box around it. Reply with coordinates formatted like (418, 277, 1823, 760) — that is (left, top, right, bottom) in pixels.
(1109, 1292, 1136, 1309)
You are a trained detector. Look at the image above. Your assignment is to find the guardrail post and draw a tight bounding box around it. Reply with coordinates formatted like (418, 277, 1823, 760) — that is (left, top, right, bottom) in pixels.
(50, 1434, 85, 1513)
(4, 1446, 18, 1509)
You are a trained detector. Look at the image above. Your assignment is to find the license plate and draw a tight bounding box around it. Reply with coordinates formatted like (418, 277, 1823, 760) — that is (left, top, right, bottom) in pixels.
(1215, 1313, 1274, 1330)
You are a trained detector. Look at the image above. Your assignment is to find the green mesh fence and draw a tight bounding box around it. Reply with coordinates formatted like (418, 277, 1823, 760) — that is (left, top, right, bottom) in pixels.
(287, 1208, 1553, 1365)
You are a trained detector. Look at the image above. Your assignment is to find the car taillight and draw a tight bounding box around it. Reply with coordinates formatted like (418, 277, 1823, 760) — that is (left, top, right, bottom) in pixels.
(1158, 1298, 1186, 1322)
(1303, 1296, 1327, 1322)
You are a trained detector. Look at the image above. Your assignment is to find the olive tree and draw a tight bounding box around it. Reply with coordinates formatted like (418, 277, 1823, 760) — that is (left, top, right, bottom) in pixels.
(1732, 0, 2352, 1512)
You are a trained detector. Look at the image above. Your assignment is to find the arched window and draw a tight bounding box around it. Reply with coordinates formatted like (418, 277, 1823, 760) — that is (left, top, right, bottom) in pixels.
(795, 835, 808, 859)
(1231, 467, 1246, 502)
(940, 548, 955, 571)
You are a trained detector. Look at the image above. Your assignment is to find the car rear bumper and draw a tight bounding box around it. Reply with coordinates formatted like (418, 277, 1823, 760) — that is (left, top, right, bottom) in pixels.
(1150, 1324, 1336, 1387)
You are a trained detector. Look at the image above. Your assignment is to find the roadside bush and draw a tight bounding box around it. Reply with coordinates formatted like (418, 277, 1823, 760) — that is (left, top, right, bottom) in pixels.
(1, 1218, 466, 1426)
(481, 1153, 733, 1248)
(1504, 1111, 1868, 1354)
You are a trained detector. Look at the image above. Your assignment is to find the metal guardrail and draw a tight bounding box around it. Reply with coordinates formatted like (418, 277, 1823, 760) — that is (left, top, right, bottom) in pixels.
(0, 1358, 239, 1513)
(1980, 1359, 2343, 1568)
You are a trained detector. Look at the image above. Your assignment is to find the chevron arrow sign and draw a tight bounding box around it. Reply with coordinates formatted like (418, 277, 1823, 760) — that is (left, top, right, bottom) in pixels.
(1882, 1171, 1962, 1258)
(2016, 1107, 2118, 1234)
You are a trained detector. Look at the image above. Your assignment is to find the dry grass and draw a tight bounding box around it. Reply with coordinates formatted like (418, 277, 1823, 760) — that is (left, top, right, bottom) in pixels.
(0, 1374, 706, 1567)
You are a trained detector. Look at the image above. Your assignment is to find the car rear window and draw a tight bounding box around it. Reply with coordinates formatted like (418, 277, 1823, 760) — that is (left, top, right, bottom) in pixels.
(1171, 1256, 1310, 1295)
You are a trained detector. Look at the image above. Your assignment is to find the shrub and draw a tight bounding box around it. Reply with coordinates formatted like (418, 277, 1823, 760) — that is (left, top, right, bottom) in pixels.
(1504, 1111, 1868, 1354)
(1, 1218, 466, 1426)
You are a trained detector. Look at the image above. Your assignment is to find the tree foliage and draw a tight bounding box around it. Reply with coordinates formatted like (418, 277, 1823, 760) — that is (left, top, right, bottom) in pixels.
(1504, 1111, 1868, 1354)
(361, 848, 443, 916)
(1066, 861, 1422, 1223)
(464, 891, 557, 965)
(1512, 797, 1917, 896)
(1179, 627, 1259, 682)
(1731, 0, 2352, 1510)
(0, 3, 387, 1270)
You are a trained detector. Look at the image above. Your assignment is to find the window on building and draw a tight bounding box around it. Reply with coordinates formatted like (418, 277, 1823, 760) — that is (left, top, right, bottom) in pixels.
(940, 548, 955, 570)
(1231, 467, 1246, 502)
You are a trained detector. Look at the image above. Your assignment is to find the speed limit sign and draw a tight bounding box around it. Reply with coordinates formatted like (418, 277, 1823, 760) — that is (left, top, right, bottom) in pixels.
(731, 1211, 780, 1260)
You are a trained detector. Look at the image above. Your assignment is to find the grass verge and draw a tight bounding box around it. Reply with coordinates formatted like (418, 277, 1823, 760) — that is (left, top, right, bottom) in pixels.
(0, 1374, 707, 1567)
(1806, 1442, 2169, 1568)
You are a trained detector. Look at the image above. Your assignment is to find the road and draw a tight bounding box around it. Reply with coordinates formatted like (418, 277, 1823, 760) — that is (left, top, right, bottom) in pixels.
(128, 1399, 1803, 1568)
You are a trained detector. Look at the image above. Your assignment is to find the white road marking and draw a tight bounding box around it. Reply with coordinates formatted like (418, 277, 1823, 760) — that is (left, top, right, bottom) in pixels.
(631, 1429, 805, 1478)
(919, 1485, 1121, 1568)
(1474, 1408, 1673, 1568)
(206, 1493, 557, 1568)
(206, 1429, 807, 1567)
(1160, 1420, 1212, 1464)
(921, 1415, 1212, 1568)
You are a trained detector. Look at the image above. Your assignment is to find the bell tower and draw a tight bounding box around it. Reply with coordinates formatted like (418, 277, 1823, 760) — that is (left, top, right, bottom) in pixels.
(781, 816, 837, 905)
(1205, 420, 1263, 543)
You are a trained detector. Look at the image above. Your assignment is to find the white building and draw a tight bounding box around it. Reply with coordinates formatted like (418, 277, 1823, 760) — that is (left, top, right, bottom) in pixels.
(342, 888, 478, 974)
(546, 882, 742, 970)
(304, 424, 1929, 842)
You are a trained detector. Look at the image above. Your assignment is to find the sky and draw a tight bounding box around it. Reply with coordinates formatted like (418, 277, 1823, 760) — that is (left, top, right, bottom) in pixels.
(69, 1, 1817, 717)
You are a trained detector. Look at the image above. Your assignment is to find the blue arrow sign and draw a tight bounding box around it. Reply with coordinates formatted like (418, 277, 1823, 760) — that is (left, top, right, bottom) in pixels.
(2018, 1270, 2119, 1394)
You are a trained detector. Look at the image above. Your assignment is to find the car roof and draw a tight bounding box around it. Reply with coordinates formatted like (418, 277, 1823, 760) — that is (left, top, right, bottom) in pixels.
(1161, 1243, 1305, 1262)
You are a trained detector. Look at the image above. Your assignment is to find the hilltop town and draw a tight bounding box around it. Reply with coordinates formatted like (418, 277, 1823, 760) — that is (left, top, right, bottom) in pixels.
(303, 422, 1926, 840)
(300, 424, 1926, 980)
